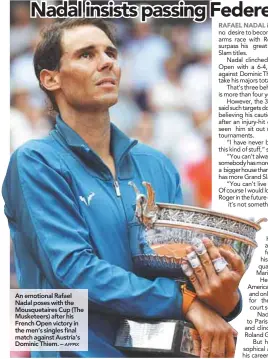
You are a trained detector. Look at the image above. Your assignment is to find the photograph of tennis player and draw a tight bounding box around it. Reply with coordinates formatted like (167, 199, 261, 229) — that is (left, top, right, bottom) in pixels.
(7, 1, 251, 358)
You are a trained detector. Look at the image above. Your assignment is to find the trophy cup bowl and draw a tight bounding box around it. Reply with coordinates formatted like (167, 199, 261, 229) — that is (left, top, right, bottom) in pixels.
(130, 182, 266, 279)
(115, 181, 267, 357)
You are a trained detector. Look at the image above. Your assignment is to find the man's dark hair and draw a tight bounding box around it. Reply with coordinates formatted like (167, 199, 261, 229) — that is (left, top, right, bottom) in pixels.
(33, 18, 116, 113)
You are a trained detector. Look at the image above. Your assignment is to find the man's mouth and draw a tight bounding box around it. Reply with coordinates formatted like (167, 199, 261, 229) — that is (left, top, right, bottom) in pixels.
(96, 78, 116, 86)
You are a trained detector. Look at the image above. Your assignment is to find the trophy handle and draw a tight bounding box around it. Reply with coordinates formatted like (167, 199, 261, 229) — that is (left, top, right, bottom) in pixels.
(128, 181, 158, 228)
(142, 182, 156, 210)
(255, 218, 268, 226)
(141, 182, 158, 228)
(128, 181, 147, 223)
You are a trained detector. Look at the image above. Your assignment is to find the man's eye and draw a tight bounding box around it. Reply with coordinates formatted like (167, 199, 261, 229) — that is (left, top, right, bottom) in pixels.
(106, 51, 117, 59)
(80, 52, 93, 59)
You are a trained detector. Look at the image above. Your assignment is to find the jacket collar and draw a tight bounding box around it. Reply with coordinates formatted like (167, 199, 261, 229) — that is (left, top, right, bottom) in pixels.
(55, 114, 138, 180)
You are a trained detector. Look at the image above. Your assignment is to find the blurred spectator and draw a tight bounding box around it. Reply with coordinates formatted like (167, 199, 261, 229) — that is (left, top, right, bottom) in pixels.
(170, 25, 192, 66)
(130, 111, 154, 146)
(10, 2, 36, 59)
(121, 17, 172, 111)
(187, 119, 212, 208)
(10, 87, 52, 152)
(148, 56, 209, 204)
(149, 56, 193, 157)
(181, 22, 212, 128)
(11, 33, 46, 109)
(110, 93, 141, 135)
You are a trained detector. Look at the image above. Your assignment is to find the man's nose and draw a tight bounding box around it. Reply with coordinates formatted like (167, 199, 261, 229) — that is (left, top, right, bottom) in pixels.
(97, 52, 114, 71)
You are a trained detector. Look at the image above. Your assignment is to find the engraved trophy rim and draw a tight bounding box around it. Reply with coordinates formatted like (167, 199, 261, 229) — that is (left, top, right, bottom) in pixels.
(129, 181, 267, 235)
(156, 202, 266, 232)
(153, 220, 257, 247)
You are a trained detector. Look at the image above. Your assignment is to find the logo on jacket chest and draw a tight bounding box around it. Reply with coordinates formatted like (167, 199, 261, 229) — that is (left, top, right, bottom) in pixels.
(79, 192, 95, 206)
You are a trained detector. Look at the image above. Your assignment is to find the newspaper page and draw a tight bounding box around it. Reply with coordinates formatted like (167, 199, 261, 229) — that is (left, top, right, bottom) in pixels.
(1, 0, 268, 358)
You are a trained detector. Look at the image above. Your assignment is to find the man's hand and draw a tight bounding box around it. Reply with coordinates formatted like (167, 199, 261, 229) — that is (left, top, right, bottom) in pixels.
(181, 238, 245, 316)
(185, 299, 237, 358)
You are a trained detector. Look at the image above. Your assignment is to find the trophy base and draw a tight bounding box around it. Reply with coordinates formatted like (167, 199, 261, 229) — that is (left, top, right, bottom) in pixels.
(115, 319, 199, 358)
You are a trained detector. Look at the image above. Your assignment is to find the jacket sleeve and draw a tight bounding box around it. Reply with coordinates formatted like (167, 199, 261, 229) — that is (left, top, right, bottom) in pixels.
(3, 144, 183, 320)
(222, 289, 242, 322)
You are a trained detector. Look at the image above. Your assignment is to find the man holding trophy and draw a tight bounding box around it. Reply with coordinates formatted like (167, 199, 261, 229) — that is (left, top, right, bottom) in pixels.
(3, 19, 246, 358)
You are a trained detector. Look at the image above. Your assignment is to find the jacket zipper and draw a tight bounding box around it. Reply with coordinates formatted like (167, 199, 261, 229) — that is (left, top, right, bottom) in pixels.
(113, 180, 121, 197)
(112, 140, 137, 198)
(113, 179, 130, 243)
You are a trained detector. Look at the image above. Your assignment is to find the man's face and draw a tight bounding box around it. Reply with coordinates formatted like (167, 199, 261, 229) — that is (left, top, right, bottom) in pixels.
(57, 25, 120, 111)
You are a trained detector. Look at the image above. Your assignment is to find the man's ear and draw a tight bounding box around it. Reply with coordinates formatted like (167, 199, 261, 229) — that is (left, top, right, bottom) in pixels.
(40, 69, 61, 92)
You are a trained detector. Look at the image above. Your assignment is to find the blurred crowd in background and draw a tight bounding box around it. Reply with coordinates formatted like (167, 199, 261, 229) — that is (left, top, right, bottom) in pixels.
(10, 1, 212, 292)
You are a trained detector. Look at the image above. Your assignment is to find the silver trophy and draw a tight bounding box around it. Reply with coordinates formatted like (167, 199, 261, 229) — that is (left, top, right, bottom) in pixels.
(115, 182, 267, 357)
